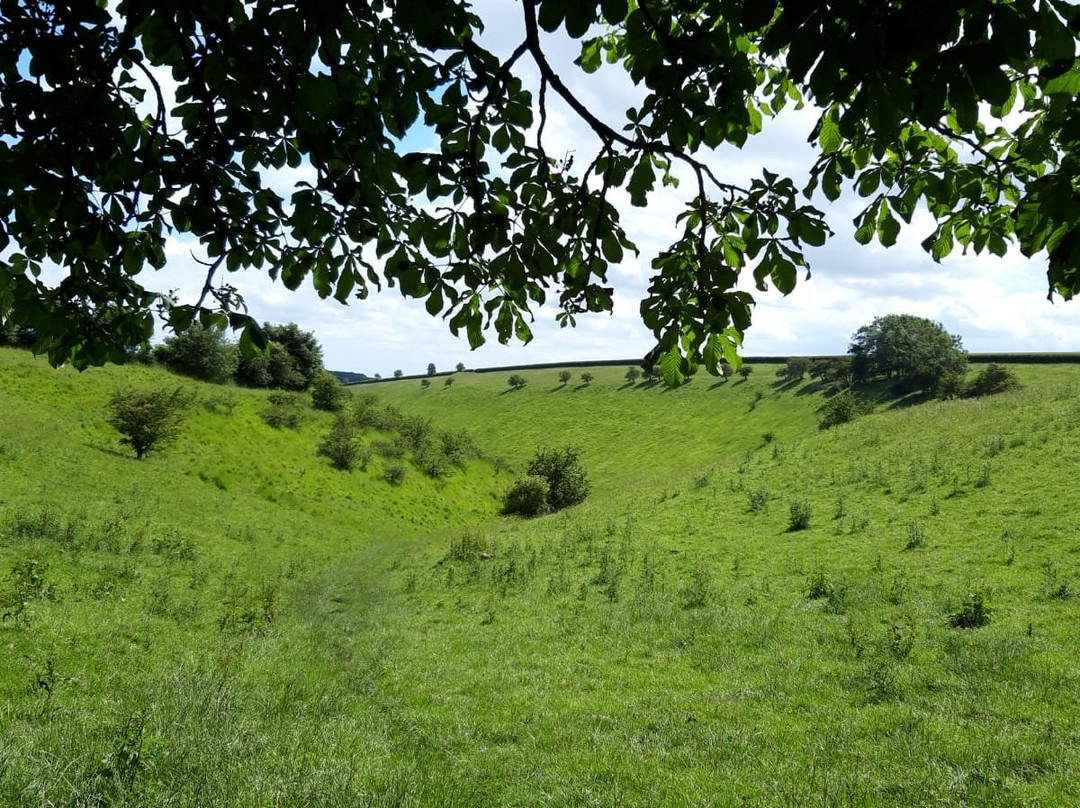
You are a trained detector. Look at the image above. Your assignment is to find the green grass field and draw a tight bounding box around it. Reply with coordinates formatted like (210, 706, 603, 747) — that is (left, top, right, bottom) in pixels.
(2, 349, 1079, 806)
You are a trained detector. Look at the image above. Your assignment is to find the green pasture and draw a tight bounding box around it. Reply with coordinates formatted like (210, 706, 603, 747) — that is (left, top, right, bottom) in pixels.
(2, 349, 1078, 806)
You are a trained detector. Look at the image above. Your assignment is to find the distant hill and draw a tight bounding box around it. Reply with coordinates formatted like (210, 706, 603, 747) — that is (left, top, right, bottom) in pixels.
(329, 369, 369, 384)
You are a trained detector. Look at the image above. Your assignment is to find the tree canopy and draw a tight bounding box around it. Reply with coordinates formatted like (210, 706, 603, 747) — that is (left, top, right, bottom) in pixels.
(849, 314, 968, 392)
(1, 1, 1078, 382)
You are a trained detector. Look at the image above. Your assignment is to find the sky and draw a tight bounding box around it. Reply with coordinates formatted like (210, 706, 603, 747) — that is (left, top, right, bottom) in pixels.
(143, 2, 1080, 376)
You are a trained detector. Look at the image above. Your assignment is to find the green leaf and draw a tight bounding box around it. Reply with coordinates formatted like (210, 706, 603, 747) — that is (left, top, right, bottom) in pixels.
(627, 159, 655, 207)
(817, 110, 842, 153)
(853, 211, 876, 245)
(877, 208, 901, 247)
(601, 0, 628, 25)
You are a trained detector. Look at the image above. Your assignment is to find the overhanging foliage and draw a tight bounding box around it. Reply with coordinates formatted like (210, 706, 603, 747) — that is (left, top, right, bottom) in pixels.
(1, 0, 1077, 383)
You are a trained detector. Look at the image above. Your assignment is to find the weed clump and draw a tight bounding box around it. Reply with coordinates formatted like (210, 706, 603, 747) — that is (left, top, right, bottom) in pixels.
(947, 589, 993, 629)
(788, 499, 812, 531)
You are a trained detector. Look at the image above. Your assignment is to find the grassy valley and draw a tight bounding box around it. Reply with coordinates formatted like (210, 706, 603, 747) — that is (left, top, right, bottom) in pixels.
(2, 350, 1079, 806)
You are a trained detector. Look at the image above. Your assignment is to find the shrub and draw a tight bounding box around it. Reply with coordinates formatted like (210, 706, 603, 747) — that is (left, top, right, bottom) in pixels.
(788, 499, 812, 531)
(580, 371, 594, 385)
(443, 376, 454, 387)
(262, 392, 304, 429)
(739, 365, 753, 379)
(528, 446, 590, 511)
(455, 362, 466, 372)
(108, 387, 193, 459)
(507, 373, 527, 390)
(420, 378, 431, 389)
(747, 487, 770, 514)
(967, 363, 1020, 397)
(947, 589, 993, 628)
(625, 366, 640, 384)
(501, 475, 552, 517)
(154, 323, 238, 384)
(558, 370, 572, 385)
(383, 462, 406, 485)
(935, 371, 968, 399)
(317, 416, 359, 470)
(311, 371, 345, 411)
(819, 390, 872, 429)
(393, 369, 403, 378)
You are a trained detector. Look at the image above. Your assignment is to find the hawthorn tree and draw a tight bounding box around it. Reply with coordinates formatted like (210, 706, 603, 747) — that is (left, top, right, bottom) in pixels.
(1, 1, 1078, 382)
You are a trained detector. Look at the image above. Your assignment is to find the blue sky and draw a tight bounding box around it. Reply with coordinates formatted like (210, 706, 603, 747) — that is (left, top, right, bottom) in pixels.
(145, 2, 1079, 375)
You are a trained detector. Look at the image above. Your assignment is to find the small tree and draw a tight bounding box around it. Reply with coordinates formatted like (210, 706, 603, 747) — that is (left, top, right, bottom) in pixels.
(427, 362, 437, 376)
(311, 371, 345, 412)
(558, 369, 572, 385)
(625, 366, 640, 384)
(108, 387, 192, 459)
(420, 378, 431, 389)
(393, 369, 403, 378)
(580, 371, 594, 385)
(455, 362, 466, 372)
(444, 376, 455, 388)
(739, 365, 753, 379)
(778, 357, 811, 380)
(508, 373, 527, 390)
(317, 416, 359, 471)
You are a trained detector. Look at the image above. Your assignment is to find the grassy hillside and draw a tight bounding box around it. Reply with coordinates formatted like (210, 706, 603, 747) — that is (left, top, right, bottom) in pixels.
(2, 350, 1079, 806)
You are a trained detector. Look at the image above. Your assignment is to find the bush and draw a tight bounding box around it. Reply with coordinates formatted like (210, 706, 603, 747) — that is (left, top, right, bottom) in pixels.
(383, 462, 406, 486)
(527, 446, 590, 511)
(947, 589, 993, 628)
(625, 366, 640, 384)
(967, 363, 1020, 397)
(508, 373, 527, 390)
(317, 416, 359, 470)
(558, 370, 572, 385)
(311, 371, 345, 411)
(935, 371, 968, 400)
(262, 392, 304, 429)
(420, 378, 431, 388)
(154, 323, 238, 384)
(788, 499, 812, 531)
(108, 387, 193, 459)
(819, 390, 872, 429)
(444, 376, 454, 387)
(501, 475, 552, 517)
(739, 365, 753, 379)
(580, 372, 594, 385)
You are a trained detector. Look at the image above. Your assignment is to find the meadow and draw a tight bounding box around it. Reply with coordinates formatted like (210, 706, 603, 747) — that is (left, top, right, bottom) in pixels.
(2, 348, 1079, 806)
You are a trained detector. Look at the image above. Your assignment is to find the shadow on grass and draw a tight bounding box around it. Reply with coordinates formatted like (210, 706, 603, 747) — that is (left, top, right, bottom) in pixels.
(91, 444, 139, 460)
(548, 384, 568, 393)
(772, 377, 803, 392)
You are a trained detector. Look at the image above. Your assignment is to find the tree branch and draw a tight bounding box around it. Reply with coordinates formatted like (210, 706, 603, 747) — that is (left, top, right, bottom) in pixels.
(520, 0, 747, 200)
